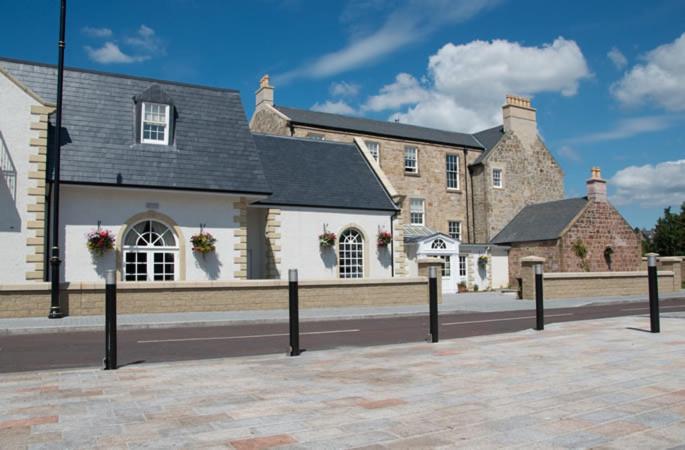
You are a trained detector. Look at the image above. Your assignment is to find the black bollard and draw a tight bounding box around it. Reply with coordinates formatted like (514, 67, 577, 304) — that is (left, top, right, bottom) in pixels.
(647, 253, 660, 333)
(288, 269, 300, 356)
(535, 263, 544, 331)
(104, 269, 117, 370)
(429, 267, 439, 343)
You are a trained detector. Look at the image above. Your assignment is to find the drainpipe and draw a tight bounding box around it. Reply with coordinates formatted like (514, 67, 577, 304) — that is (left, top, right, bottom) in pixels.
(464, 149, 471, 243)
(48, 0, 67, 319)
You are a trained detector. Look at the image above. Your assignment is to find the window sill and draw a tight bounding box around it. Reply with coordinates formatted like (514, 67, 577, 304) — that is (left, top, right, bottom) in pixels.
(404, 172, 420, 177)
(446, 188, 462, 193)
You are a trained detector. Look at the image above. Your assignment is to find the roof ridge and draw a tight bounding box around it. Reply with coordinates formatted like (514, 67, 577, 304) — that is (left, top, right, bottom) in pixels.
(251, 132, 357, 147)
(0, 56, 239, 94)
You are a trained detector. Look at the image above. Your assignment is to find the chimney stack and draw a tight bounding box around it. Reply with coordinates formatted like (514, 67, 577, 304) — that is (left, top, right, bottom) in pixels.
(255, 74, 274, 111)
(586, 166, 607, 202)
(502, 95, 537, 148)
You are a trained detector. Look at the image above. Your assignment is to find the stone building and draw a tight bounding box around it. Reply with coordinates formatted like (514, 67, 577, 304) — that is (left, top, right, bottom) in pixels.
(492, 168, 642, 285)
(249, 76, 565, 280)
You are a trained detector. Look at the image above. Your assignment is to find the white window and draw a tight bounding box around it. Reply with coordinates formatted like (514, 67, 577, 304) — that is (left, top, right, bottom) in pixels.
(459, 255, 467, 277)
(448, 221, 461, 241)
(438, 255, 451, 277)
(446, 154, 459, 189)
(492, 168, 503, 188)
(404, 146, 418, 173)
(339, 229, 364, 279)
(141, 103, 170, 145)
(365, 141, 380, 162)
(410, 198, 425, 225)
(306, 133, 325, 141)
(123, 220, 178, 282)
(431, 238, 447, 249)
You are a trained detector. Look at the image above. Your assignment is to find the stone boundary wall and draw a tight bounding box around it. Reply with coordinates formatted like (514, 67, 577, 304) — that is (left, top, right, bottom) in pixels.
(522, 271, 675, 300)
(0, 278, 431, 318)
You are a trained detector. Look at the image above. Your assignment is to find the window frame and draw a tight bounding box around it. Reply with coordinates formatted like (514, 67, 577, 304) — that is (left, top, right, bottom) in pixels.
(458, 255, 467, 277)
(446, 154, 460, 190)
(364, 140, 380, 162)
(122, 219, 179, 282)
(404, 146, 418, 174)
(448, 221, 461, 241)
(409, 198, 425, 226)
(492, 168, 504, 189)
(338, 228, 364, 279)
(141, 102, 170, 145)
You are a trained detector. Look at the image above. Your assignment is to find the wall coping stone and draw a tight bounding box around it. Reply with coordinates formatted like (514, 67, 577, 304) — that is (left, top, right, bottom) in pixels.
(544, 271, 674, 280)
(521, 256, 545, 263)
(0, 277, 428, 292)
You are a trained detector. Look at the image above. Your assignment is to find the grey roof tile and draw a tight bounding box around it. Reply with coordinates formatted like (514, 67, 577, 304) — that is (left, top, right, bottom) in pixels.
(490, 198, 588, 244)
(276, 106, 484, 149)
(472, 125, 504, 165)
(252, 134, 397, 211)
(1, 57, 270, 195)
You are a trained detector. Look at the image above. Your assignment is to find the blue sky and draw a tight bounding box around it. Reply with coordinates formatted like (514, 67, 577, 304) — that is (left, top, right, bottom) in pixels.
(2, 0, 684, 229)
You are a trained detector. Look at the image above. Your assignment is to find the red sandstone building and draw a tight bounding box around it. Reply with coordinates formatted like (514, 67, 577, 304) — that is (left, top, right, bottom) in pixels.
(491, 167, 642, 285)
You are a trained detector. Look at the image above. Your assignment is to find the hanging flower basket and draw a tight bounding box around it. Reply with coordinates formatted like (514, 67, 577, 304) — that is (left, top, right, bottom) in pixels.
(478, 255, 489, 269)
(191, 231, 217, 254)
(319, 231, 336, 248)
(377, 230, 392, 248)
(86, 228, 115, 256)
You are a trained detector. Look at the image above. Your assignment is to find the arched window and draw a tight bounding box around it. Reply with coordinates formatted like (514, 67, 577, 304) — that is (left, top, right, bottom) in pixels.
(431, 238, 447, 249)
(339, 229, 364, 279)
(123, 220, 178, 281)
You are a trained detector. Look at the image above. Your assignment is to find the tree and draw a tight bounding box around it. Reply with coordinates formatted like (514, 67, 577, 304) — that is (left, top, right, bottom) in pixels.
(651, 202, 685, 256)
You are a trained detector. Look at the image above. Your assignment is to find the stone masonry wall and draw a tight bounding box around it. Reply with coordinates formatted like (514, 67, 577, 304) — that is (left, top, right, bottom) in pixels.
(508, 240, 562, 286)
(560, 201, 642, 272)
(249, 107, 290, 136)
(473, 132, 564, 242)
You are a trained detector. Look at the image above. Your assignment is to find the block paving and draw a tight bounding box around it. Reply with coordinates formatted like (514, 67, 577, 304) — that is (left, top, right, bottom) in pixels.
(1, 315, 685, 449)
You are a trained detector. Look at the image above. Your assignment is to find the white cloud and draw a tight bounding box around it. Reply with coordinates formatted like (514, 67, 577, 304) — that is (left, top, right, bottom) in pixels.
(84, 42, 148, 64)
(567, 116, 676, 144)
(125, 25, 165, 53)
(607, 47, 628, 70)
(82, 26, 112, 38)
(276, 0, 499, 83)
(611, 32, 685, 111)
(330, 81, 360, 97)
(610, 159, 685, 207)
(363, 73, 428, 111)
(371, 37, 590, 132)
(558, 145, 582, 163)
(311, 100, 357, 115)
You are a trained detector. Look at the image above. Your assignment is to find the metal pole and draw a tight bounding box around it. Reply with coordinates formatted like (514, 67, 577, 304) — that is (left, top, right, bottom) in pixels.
(104, 270, 117, 370)
(535, 263, 544, 331)
(647, 254, 660, 333)
(48, 0, 67, 319)
(288, 269, 300, 356)
(429, 266, 439, 343)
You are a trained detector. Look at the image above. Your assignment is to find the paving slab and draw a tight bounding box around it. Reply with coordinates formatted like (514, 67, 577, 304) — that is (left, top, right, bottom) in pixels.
(1, 315, 685, 448)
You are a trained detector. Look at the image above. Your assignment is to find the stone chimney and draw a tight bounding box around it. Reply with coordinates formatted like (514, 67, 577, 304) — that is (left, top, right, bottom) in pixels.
(502, 95, 537, 148)
(255, 74, 273, 111)
(586, 166, 607, 202)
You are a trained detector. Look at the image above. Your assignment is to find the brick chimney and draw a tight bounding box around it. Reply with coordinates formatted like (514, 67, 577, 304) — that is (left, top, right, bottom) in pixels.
(255, 74, 273, 111)
(586, 166, 607, 202)
(502, 95, 537, 148)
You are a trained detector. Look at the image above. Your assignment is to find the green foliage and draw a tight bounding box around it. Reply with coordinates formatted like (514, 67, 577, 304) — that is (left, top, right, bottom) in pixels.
(572, 239, 590, 272)
(650, 203, 685, 256)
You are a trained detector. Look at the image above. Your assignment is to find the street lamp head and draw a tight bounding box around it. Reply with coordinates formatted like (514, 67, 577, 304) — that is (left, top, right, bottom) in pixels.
(105, 269, 116, 285)
(534, 263, 543, 275)
(428, 266, 437, 279)
(647, 253, 658, 268)
(288, 269, 298, 283)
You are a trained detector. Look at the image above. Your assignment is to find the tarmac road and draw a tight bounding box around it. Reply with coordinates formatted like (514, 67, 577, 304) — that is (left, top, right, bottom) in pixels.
(1, 297, 684, 373)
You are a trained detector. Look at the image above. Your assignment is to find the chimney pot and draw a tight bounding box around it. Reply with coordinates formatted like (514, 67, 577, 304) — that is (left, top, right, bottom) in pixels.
(586, 166, 607, 202)
(255, 74, 274, 110)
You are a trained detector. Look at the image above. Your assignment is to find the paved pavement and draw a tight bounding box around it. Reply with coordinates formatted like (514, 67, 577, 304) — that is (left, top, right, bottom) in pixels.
(2, 314, 685, 449)
(2, 290, 683, 335)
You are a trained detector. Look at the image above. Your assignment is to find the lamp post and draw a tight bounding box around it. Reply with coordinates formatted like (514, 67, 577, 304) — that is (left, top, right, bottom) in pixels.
(48, 0, 67, 319)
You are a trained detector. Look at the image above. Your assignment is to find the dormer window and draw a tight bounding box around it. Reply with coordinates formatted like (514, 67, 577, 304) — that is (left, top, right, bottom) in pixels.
(142, 102, 170, 145)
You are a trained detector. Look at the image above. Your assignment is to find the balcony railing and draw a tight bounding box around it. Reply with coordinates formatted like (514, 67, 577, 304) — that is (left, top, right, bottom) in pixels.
(0, 131, 17, 201)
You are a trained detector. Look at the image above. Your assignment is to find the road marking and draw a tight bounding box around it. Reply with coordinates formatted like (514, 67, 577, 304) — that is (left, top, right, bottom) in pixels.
(621, 306, 685, 312)
(137, 329, 360, 344)
(442, 313, 573, 326)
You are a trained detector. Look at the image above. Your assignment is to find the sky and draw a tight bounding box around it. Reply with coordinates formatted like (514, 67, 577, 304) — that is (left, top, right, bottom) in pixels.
(1, 0, 684, 229)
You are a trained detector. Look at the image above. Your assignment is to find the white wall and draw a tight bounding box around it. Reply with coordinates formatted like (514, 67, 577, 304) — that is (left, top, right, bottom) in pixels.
(277, 206, 394, 280)
(491, 252, 509, 289)
(0, 73, 39, 283)
(60, 185, 244, 282)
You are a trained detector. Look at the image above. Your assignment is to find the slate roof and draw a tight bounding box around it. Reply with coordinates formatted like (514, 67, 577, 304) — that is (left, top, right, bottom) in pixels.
(403, 225, 438, 243)
(275, 106, 484, 149)
(252, 134, 397, 211)
(0, 57, 270, 195)
(472, 125, 505, 165)
(490, 198, 589, 244)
